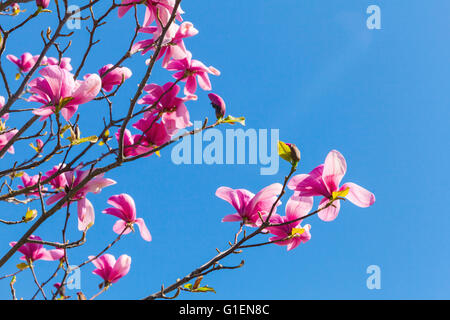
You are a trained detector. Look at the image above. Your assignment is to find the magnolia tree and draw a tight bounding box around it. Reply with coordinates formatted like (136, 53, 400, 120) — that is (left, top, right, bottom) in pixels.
(0, 0, 375, 300)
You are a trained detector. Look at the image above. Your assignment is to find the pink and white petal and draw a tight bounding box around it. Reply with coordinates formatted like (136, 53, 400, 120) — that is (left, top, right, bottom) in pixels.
(269, 236, 292, 247)
(184, 76, 197, 95)
(322, 150, 347, 193)
(285, 194, 314, 223)
(46, 192, 65, 205)
(215, 187, 253, 213)
(221, 213, 243, 222)
(112, 219, 132, 235)
(40, 248, 65, 261)
(109, 254, 131, 283)
(317, 198, 341, 222)
(287, 174, 309, 190)
(106, 194, 136, 221)
(246, 183, 283, 216)
(341, 182, 375, 208)
(286, 238, 302, 251)
(32, 107, 54, 120)
(197, 72, 212, 91)
(60, 105, 78, 121)
(102, 207, 126, 220)
(77, 198, 95, 231)
(135, 218, 152, 242)
(71, 74, 101, 105)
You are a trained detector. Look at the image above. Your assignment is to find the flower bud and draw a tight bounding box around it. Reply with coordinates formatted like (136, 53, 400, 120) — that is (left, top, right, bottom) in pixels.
(286, 143, 301, 163)
(208, 93, 226, 120)
(36, 0, 50, 9)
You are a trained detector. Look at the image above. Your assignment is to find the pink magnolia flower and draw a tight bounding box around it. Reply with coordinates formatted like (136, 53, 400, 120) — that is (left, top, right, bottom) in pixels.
(11, 3, 21, 15)
(42, 164, 68, 190)
(266, 195, 313, 251)
(133, 22, 198, 68)
(166, 51, 220, 95)
(103, 194, 152, 241)
(36, 0, 50, 9)
(133, 113, 172, 147)
(288, 150, 376, 222)
(131, 26, 158, 55)
(6, 52, 39, 73)
(216, 183, 283, 227)
(0, 96, 9, 120)
(118, 0, 184, 26)
(45, 57, 73, 71)
(29, 65, 101, 121)
(138, 82, 193, 135)
(90, 254, 131, 284)
(10, 235, 64, 262)
(0, 129, 18, 157)
(115, 129, 152, 158)
(17, 172, 47, 197)
(98, 64, 132, 92)
(36, 138, 44, 152)
(46, 168, 116, 231)
(208, 93, 226, 119)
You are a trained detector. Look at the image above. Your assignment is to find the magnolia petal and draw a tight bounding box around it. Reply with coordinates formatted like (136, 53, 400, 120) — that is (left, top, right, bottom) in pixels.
(322, 150, 347, 193)
(77, 198, 95, 231)
(135, 218, 152, 242)
(317, 198, 341, 222)
(341, 182, 375, 208)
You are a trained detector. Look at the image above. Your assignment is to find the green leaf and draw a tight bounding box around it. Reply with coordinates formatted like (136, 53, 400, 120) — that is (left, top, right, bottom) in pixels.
(278, 141, 292, 163)
(184, 281, 216, 294)
(23, 208, 37, 222)
(13, 171, 24, 178)
(194, 286, 216, 293)
(221, 115, 245, 126)
(69, 135, 98, 146)
(16, 263, 29, 271)
(60, 124, 71, 138)
(58, 97, 74, 111)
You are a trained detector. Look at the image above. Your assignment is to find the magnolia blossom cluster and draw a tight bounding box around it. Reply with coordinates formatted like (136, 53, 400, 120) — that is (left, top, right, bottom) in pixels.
(116, 1, 221, 157)
(217, 150, 375, 251)
(1, 0, 226, 289)
(0, 0, 376, 297)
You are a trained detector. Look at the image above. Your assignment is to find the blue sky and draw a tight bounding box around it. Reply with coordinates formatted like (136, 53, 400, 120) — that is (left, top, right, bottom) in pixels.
(0, 0, 449, 299)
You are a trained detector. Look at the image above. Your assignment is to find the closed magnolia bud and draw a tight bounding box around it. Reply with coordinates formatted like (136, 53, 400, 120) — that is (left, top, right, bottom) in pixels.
(287, 143, 301, 163)
(36, 0, 50, 9)
(208, 93, 226, 120)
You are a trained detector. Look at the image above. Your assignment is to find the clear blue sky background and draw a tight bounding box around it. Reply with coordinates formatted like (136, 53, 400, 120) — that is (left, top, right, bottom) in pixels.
(0, 0, 449, 299)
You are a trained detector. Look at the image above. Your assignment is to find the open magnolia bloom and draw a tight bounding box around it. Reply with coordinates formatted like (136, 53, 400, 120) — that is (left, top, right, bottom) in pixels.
(46, 168, 116, 231)
(90, 254, 131, 284)
(0, 129, 17, 157)
(102, 193, 152, 242)
(10, 235, 64, 263)
(288, 150, 376, 221)
(98, 64, 132, 92)
(29, 65, 101, 121)
(0, 95, 9, 120)
(216, 183, 283, 227)
(118, 0, 184, 26)
(137, 82, 193, 135)
(266, 195, 313, 251)
(6, 52, 39, 73)
(133, 22, 198, 67)
(166, 51, 220, 95)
